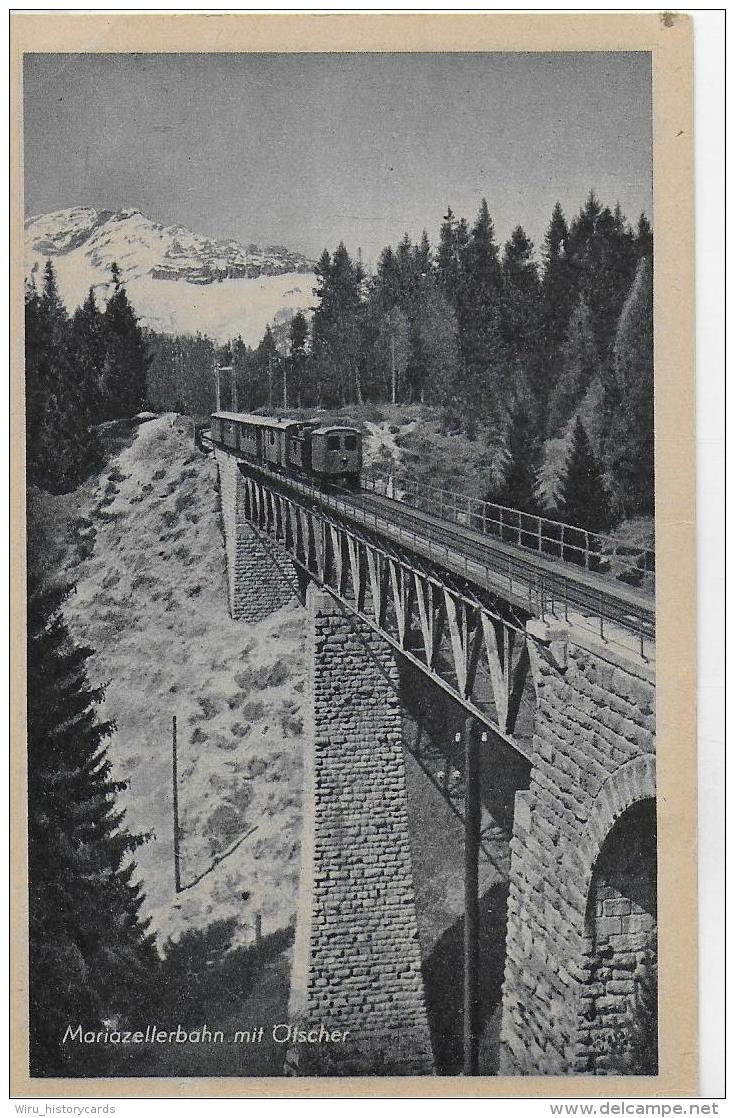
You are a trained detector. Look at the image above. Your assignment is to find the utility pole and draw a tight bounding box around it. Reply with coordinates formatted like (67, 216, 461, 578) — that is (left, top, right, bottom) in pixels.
(268, 356, 274, 411)
(282, 355, 288, 411)
(390, 331, 396, 406)
(463, 719, 482, 1075)
(214, 362, 222, 412)
(172, 715, 182, 895)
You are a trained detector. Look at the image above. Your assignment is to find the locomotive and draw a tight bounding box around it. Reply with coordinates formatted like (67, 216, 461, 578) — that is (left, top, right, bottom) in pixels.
(210, 411, 363, 488)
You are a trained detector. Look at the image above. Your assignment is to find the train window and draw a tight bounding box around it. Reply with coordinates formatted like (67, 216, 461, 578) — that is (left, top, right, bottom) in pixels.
(327, 435, 340, 451)
(345, 435, 358, 451)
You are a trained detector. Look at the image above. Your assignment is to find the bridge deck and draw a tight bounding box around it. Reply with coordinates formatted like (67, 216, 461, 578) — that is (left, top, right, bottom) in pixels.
(204, 435, 655, 658)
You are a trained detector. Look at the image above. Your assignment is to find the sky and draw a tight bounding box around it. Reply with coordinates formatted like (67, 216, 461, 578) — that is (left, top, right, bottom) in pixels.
(24, 52, 652, 267)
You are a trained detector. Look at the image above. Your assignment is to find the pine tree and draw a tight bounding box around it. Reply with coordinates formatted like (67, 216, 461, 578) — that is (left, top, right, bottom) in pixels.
(600, 256, 654, 518)
(491, 396, 540, 516)
(539, 202, 578, 411)
(26, 262, 102, 493)
(256, 325, 279, 409)
(100, 263, 151, 420)
(547, 292, 599, 436)
(310, 242, 364, 406)
(501, 225, 542, 384)
(27, 570, 156, 1075)
(558, 415, 612, 531)
(288, 311, 309, 408)
(68, 288, 106, 421)
(457, 199, 507, 436)
(636, 213, 653, 259)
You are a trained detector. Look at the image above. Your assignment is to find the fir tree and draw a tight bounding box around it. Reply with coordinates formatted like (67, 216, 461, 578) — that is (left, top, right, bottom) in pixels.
(547, 292, 599, 436)
(27, 570, 156, 1075)
(539, 202, 578, 410)
(68, 288, 106, 421)
(25, 262, 102, 493)
(636, 213, 654, 259)
(491, 397, 540, 516)
(601, 256, 655, 518)
(100, 263, 151, 420)
(558, 415, 612, 531)
(288, 311, 309, 408)
(310, 243, 364, 406)
(501, 225, 542, 384)
(457, 198, 507, 436)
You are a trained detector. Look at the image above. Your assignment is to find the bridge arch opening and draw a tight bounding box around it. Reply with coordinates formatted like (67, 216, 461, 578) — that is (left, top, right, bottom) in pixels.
(583, 798, 657, 1076)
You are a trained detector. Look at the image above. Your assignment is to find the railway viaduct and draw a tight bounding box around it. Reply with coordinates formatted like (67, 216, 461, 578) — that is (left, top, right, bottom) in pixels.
(212, 442, 657, 1078)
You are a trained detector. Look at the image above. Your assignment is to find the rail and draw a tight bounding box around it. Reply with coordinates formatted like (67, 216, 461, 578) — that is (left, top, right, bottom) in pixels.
(259, 465, 654, 658)
(202, 433, 654, 657)
(365, 476, 655, 589)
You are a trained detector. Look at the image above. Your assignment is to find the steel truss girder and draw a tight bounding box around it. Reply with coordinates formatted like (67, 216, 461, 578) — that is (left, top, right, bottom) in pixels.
(240, 467, 537, 759)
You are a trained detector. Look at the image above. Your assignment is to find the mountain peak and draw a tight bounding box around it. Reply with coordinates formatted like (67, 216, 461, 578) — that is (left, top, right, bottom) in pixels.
(24, 206, 317, 346)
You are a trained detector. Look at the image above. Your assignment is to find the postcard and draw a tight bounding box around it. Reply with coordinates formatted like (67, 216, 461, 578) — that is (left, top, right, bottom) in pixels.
(10, 12, 696, 1098)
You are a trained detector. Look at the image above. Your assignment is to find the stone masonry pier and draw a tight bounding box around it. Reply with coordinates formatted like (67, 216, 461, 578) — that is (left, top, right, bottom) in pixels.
(499, 620, 656, 1075)
(289, 588, 434, 1076)
(215, 450, 298, 620)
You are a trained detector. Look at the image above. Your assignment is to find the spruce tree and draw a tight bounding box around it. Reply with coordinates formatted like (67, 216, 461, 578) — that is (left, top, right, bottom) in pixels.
(539, 202, 578, 411)
(547, 292, 599, 436)
(27, 570, 156, 1075)
(501, 225, 542, 389)
(26, 262, 102, 493)
(558, 415, 612, 531)
(457, 198, 507, 436)
(310, 242, 364, 406)
(491, 397, 540, 516)
(601, 256, 654, 518)
(288, 311, 309, 408)
(68, 288, 106, 421)
(101, 263, 151, 420)
(636, 213, 654, 259)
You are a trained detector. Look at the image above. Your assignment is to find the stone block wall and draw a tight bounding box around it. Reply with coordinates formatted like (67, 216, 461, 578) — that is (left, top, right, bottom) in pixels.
(215, 450, 297, 621)
(289, 588, 434, 1076)
(499, 624, 656, 1075)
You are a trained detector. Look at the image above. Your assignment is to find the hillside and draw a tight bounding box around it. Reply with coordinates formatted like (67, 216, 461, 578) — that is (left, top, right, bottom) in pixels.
(29, 414, 306, 952)
(25, 207, 317, 345)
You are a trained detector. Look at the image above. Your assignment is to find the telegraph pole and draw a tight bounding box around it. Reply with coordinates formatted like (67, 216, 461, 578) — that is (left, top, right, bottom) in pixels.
(214, 362, 222, 412)
(282, 356, 288, 411)
(463, 719, 482, 1075)
(390, 332, 396, 406)
(268, 356, 274, 410)
(172, 715, 182, 895)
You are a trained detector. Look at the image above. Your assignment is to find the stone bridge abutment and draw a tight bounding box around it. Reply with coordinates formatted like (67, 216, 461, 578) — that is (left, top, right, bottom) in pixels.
(499, 621, 656, 1076)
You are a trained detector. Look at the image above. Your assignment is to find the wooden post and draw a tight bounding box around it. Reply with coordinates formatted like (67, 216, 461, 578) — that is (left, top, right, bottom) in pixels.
(231, 366, 238, 412)
(390, 332, 396, 406)
(172, 715, 182, 894)
(463, 716, 481, 1075)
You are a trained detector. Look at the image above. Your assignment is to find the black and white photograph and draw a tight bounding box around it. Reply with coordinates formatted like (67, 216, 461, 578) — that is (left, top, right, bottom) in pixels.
(12, 13, 699, 1095)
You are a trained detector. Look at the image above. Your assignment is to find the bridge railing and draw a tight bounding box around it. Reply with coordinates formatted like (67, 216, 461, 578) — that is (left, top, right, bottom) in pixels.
(367, 476, 655, 589)
(241, 462, 654, 658)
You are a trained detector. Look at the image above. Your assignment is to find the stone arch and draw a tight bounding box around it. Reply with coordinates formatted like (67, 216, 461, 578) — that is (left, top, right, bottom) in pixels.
(575, 756, 658, 1075)
(576, 753, 656, 901)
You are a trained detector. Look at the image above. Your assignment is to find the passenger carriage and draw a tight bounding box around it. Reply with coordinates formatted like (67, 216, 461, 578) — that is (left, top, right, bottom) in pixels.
(210, 411, 362, 488)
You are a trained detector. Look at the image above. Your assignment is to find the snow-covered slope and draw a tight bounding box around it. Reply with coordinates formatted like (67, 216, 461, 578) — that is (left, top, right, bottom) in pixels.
(25, 207, 317, 345)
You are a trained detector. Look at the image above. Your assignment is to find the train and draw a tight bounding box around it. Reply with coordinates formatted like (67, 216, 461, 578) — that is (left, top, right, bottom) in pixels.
(209, 411, 363, 488)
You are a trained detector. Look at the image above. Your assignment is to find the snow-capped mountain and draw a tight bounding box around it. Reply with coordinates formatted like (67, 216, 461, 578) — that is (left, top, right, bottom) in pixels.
(25, 207, 317, 345)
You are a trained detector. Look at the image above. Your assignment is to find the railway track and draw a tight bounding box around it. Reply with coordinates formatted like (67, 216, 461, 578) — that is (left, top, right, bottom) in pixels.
(329, 482, 655, 650)
(202, 432, 655, 655)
